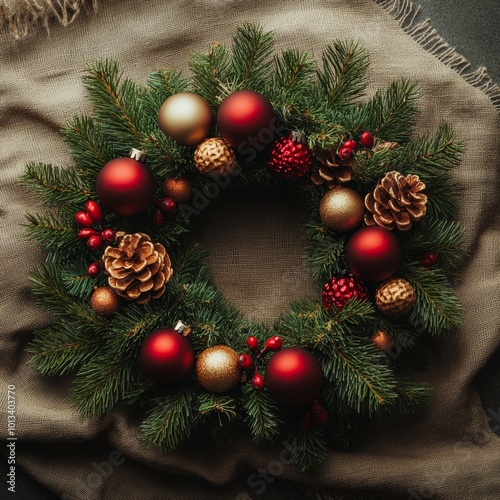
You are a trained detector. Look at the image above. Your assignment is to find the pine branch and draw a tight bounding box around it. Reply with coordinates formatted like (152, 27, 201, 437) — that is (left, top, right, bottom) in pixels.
(316, 40, 369, 108)
(387, 380, 432, 415)
(282, 424, 327, 473)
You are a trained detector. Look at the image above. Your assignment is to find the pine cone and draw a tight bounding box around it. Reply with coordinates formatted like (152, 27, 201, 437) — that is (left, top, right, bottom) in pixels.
(364, 171, 427, 231)
(311, 148, 354, 189)
(102, 232, 173, 304)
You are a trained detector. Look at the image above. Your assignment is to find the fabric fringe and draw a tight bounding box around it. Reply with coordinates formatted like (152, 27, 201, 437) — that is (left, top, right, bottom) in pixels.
(0, 0, 97, 40)
(374, 0, 500, 112)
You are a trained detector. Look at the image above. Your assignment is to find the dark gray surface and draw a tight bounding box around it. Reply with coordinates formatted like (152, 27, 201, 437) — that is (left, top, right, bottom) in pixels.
(3, 1, 499, 499)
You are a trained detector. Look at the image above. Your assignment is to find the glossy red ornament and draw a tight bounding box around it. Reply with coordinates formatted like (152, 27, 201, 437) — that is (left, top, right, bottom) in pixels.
(88, 261, 103, 277)
(265, 347, 322, 406)
(247, 336, 259, 352)
(87, 234, 103, 251)
(338, 146, 353, 160)
(77, 228, 99, 240)
(101, 228, 116, 242)
(265, 336, 282, 351)
(85, 200, 102, 223)
(251, 373, 265, 390)
(75, 211, 93, 227)
(267, 134, 312, 180)
(96, 156, 156, 216)
(217, 90, 275, 148)
(322, 276, 368, 311)
(343, 139, 357, 150)
(421, 252, 438, 268)
(158, 197, 176, 213)
(346, 226, 401, 283)
(139, 328, 195, 384)
(360, 131, 374, 148)
(238, 353, 254, 371)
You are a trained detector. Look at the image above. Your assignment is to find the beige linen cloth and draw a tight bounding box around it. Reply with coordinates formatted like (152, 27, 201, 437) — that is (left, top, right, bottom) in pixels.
(1, 0, 500, 498)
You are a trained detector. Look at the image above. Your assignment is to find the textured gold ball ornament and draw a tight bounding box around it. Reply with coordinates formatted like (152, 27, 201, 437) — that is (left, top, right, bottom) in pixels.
(193, 137, 236, 175)
(195, 346, 242, 393)
(319, 187, 365, 232)
(163, 176, 193, 202)
(90, 286, 121, 318)
(375, 278, 416, 317)
(158, 93, 213, 146)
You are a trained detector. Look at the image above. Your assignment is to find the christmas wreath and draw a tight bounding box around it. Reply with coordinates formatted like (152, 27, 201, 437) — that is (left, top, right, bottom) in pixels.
(23, 24, 466, 472)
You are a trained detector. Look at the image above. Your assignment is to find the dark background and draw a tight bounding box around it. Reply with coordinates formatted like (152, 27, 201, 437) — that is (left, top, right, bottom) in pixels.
(2, 1, 499, 498)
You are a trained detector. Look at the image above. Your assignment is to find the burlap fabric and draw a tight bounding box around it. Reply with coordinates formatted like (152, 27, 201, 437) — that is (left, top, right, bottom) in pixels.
(1, 1, 500, 498)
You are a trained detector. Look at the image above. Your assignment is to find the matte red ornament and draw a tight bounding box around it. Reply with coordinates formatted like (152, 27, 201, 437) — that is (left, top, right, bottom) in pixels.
(158, 197, 177, 213)
(346, 226, 401, 283)
(265, 347, 322, 406)
(101, 228, 116, 242)
(420, 252, 438, 268)
(247, 336, 259, 352)
(87, 234, 103, 251)
(85, 200, 102, 223)
(238, 353, 254, 372)
(267, 134, 312, 180)
(322, 276, 368, 311)
(251, 373, 265, 390)
(338, 146, 353, 160)
(343, 139, 357, 150)
(88, 261, 103, 277)
(265, 336, 282, 351)
(360, 131, 374, 148)
(217, 90, 275, 148)
(96, 151, 156, 216)
(75, 211, 93, 227)
(77, 228, 99, 240)
(139, 328, 194, 384)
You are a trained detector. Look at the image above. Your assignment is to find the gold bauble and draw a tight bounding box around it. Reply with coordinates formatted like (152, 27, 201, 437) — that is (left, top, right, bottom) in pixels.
(158, 93, 213, 146)
(375, 278, 416, 317)
(319, 187, 365, 232)
(90, 286, 121, 318)
(194, 137, 236, 176)
(163, 176, 193, 202)
(195, 346, 242, 393)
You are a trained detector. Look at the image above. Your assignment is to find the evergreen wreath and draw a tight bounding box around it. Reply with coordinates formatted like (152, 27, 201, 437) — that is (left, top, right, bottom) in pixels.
(23, 24, 466, 472)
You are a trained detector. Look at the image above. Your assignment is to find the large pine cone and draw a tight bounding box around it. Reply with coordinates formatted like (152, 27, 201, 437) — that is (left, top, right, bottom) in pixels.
(102, 232, 173, 304)
(364, 171, 427, 231)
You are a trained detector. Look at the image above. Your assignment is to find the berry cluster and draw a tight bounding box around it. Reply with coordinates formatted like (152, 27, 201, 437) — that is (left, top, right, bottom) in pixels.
(338, 130, 374, 161)
(152, 197, 177, 227)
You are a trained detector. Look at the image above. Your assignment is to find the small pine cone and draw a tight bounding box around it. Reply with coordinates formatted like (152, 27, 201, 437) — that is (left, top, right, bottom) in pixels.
(311, 147, 354, 189)
(364, 170, 427, 231)
(375, 278, 416, 317)
(194, 137, 236, 175)
(102, 232, 173, 304)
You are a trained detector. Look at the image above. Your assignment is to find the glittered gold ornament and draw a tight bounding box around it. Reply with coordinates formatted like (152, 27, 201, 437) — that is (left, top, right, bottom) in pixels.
(319, 187, 365, 232)
(90, 286, 121, 318)
(158, 93, 213, 146)
(195, 346, 242, 393)
(372, 329, 393, 350)
(163, 176, 193, 203)
(375, 278, 416, 317)
(194, 137, 236, 175)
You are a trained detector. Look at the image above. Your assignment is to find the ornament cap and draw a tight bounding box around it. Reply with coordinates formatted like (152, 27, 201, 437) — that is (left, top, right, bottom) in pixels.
(290, 131, 306, 143)
(174, 320, 192, 337)
(129, 148, 148, 163)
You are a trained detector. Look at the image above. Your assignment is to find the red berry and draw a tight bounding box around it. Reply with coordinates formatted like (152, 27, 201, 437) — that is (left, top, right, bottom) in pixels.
(75, 211, 94, 227)
(338, 146, 353, 160)
(343, 139, 357, 150)
(420, 252, 438, 268)
(158, 197, 177, 213)
(313, 409, 330, 425)
(77, 228, 99, 240)
(85, 200, 102, 223)
(251, 373, 265, 390)
(101, 228, 116, 242)
(247, 336, 259, 352)
(88, 261, 103, 277)
(265, 336, 282, 351)
(360, 131, 374, 148)
(152, 209, 163, 227)
(299, 414, 311, 430)
(87, 235, 103, 251)
(238, 353, 254, 371)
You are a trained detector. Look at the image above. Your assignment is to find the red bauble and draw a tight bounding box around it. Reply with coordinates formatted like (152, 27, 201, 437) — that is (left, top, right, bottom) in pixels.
(360, 131, 374, 148)
(139, 328, 194, 384)
(265, 347, 322, 406)
(96, 157, 156, 216)
(322, 276, 368, 311)
(346, 226, 401, 283)
(217, 90, 275, 147)
(420, 252, 438, 268)
(267, 134, 312, 180)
